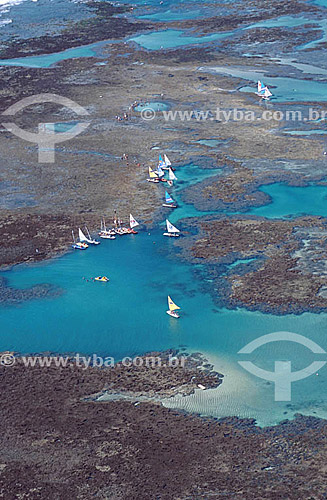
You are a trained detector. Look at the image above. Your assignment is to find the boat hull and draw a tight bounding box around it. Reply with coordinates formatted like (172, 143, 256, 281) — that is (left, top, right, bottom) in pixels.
(166, 310, 180, 318)
(72, 244, 88, 250)
(162, 203, 177, 208)
(163, 232, 179, 237)
(147, 179, 159, 183)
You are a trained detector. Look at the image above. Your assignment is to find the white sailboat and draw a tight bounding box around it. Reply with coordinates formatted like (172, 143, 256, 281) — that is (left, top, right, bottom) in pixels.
(166, 295, 181, 318)
(167, 167, 177, 187)
(262, 86, 272, 100)
(147, 167, 160, 183)
(129, 214, 139, 234)
(85, 226, 100, 245)
(164, 154, 171, 167)
(163, 219, 180, 238)
(79, 227, 100, 245)
(161, 153, 172, 170)
(157, 165, 165, 178)
(72, 230, 88, 250)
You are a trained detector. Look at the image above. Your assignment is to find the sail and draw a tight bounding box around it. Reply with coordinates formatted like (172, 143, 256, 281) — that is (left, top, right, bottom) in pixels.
(164, 154, 171, 167)
(168, 295, 180, 312)
(166, 219, 180, 233)
(257, 80, 264, 93)
(149, 167, 158, 179)
(158, 154, 165, 167)
(79, 228, 87, 242)
(130, 214, 139, 228)
(157, 166, 165, 178)
(165, 191, 174, 204)
(168, 168, 177, 181)
(264, 86, 272, 98)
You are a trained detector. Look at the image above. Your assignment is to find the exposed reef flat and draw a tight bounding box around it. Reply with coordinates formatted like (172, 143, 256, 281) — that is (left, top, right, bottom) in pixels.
(179, 216, 327, 314)
(1, 352, 327, 499)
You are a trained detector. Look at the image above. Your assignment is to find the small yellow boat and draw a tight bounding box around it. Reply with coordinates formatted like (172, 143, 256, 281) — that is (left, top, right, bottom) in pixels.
(94, 276, 109, 282)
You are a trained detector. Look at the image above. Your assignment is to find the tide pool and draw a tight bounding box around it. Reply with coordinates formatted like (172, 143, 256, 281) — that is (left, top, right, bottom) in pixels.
(138, 9, 202, 21)
(0, 40, 109, 68)
(247, 183, 327, 218)
(199, 66, 327, 102)
(134, 101, 170, 112)
(282, 129, 327, 136)
(129, 29, 235, 50)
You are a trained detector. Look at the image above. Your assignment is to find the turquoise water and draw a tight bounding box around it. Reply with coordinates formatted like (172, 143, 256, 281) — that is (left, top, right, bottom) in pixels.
(134, 101, 170, 112)
(247, 183, 327, 218)
(3, 228, 327, 426)
(129, 29, 235, 50)
(228, 258, 257, 269)
(200, 66, 327, 102)
(282, 129, 327, 136)
(138, 9, 202, 21)
(165, 163, 221, 223)
(3, 0, 327, 427)
(0, 40, 108, 68)
(245, 15, 327, 51)
(194, 139, 224, 147)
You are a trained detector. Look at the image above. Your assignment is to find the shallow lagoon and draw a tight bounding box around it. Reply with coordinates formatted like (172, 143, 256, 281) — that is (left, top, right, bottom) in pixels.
(3, 173, 327, 425)
(247, 183, 327, 218)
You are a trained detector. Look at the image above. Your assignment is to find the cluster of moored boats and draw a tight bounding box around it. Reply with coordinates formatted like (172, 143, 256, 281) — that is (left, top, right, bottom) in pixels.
(71, 214, 140, 250)
(71, 154, 182, 317)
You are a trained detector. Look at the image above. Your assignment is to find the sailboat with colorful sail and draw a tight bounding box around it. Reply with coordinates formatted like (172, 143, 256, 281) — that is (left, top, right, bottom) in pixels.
(156, 165, 166, 181)
(158, 154, 165, 168)
(255, 80, 264, 96)
(79, 227, 100, 245)
(167, 167, 177, 187)
(147, 167, 160, 183)
(162, 191, 177, 208)
(255, 80, 273, 100)
(166, 295, 181, 318)
(129, 214, 139, 234)
(163, 219, 180, 237)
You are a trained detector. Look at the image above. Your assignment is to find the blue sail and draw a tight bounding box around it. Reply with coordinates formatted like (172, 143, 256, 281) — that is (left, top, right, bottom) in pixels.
(165, 191, 174, 204)
(158, 154, 165, 167)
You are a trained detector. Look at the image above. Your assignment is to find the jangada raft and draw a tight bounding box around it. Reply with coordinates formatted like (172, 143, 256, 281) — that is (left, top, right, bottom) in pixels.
(162, 191, 177, 208)
(147, 167, 160, 183)
(163, 219, 180, 237)
(167, 167, 177, 187)
(129, 214, 139, 234)
(166, 295, 181, 318)
(255, 80, 273, 100)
